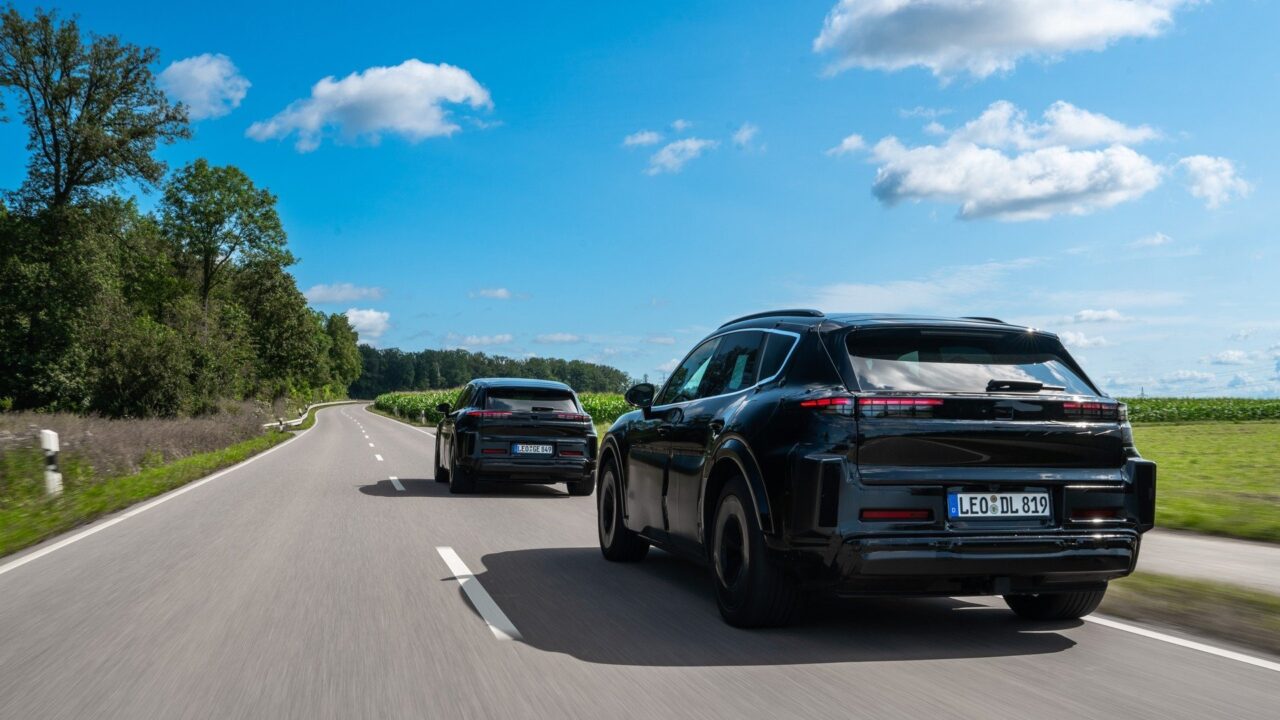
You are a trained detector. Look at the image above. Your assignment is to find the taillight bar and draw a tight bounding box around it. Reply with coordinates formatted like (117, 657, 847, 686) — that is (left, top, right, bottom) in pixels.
(799, 397, 853, 408)
(1062, 401, 1120, 420)
(555, 413, 591, 422)
(858, 398, 943, 406)
(471, 410, 512, 418)
(861, 509, 932, 521)
(857, 396, 945, 418)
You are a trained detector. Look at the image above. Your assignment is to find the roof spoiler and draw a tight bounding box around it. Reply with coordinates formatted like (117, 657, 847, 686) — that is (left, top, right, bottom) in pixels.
(719, 309, 825, 329)
(960, 316, 1006, 324)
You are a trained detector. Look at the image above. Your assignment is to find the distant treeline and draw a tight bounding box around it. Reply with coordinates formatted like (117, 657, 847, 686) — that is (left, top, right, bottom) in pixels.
(350, 346, 631, 397)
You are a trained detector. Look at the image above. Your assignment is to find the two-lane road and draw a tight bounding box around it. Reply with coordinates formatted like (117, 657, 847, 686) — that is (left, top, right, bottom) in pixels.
(1, 405, 1275, 719)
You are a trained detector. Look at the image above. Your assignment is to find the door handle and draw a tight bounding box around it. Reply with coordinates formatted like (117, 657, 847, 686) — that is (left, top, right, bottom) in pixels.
(657, 424, 673, 437)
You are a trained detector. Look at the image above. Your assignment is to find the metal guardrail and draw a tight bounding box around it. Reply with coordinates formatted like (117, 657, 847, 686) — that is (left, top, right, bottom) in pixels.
(262, 400, 362, 430)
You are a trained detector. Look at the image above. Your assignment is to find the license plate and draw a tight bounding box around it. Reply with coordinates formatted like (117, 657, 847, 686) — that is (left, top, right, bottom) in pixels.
(512, 443, 553, 455)
(948, 492, 1050, 519)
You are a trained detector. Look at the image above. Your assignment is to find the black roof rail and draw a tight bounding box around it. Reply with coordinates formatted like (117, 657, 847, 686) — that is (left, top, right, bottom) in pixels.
(961, 316, 1006, 324)
(719, 309, 825, 329)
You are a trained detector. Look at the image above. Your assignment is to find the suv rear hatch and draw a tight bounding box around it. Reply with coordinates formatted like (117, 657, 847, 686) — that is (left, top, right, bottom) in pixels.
(842, 327, 1126, 479)
(475, 387, 593, 439)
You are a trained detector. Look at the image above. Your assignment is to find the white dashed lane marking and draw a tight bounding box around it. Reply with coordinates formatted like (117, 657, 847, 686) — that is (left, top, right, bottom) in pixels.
(436, 546, 521, 641)
(389, 476, 404, 492)
(375, 454, 384, 462)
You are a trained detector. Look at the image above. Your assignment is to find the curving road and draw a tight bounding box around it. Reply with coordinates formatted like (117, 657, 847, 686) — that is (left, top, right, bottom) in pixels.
(1, 405, 1275, 719)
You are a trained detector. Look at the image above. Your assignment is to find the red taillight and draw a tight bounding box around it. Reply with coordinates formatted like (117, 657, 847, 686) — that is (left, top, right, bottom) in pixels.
(1062, 401, 1119, 421)
(861, 509, 932, 521)
(471, 410, 512, 418)
(560, 449, 584, 457)
(799, 397, 853, 408)
(555, 413, 591, 422)
(858, 397, 944, 418)
(481, 448, 506, 455)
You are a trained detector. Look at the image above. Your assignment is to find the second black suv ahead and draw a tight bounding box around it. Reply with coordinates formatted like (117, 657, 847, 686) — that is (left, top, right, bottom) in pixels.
(596, 310, 1156, 627)
(435, 378, 597, 495)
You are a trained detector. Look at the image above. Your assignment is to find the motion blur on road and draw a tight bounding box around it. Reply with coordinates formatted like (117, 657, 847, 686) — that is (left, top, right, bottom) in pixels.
(1, 405, 1275, 720)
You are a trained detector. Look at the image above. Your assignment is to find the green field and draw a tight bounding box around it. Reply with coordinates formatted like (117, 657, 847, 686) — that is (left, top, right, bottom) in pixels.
(1133, 422, 1280, 543)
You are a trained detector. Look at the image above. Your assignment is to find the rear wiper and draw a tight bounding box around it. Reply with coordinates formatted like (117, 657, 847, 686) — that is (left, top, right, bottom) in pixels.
(986, 379, 1065, 393)
(531, 406, 558, 412)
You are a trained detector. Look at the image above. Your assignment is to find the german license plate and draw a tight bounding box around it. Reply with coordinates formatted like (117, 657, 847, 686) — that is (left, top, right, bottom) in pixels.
(512, 443, 553, 455)
(949, 492, 1050, 518)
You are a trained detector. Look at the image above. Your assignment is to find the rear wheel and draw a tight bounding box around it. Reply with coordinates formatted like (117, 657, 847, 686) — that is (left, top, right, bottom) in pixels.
(711, 476, 798, 628)
(1004, 587, 1107, 621)
(434, 436, 449, 483)
(597, 461, 648, 561)
(448, 447, 477, 494)
(566, 476, 594, 496)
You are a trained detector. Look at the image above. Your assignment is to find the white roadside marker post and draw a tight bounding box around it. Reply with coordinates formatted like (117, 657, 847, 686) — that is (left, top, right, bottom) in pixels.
(39, 429, 62, 496)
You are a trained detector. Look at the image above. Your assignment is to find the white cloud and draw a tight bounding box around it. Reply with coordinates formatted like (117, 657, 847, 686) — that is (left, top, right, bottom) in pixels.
(1228, 329, 1254, 342)
(534, 333, 581, 344)
(247, 59, 491, 152)
(1060, 330, 1109, 348)
(900, 106, 951, 120)
(656, 358, 680, 374)
(827, 133, 866, 156)
(814, 0, 1195, 80)
(646, 336, 676, 345)
(732, 123, 760, 148)
(863, 101, 1165, 220)
(923, 121, 947, 136)
(1162, 369, 1213, 384)
(1206, 350, 1252, 365)
(646, 138, 718, 175)
(445, 333, 513, 348)
(304, 283, 382, 303)
(470, 288, 512, 300)
(1067, 308, 1127, 323)
(1132, 232, 1172, 247)
(623, 130, 662, 147)
(671, 119, 692, 132)
(1178, 155, 1251, 209)
(808, 257, 1036, 313)
(159, 53, 250, 120)
(345, 308, 391, 343)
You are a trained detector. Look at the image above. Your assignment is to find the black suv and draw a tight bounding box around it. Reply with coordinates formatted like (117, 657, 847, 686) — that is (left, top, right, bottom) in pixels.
(595, 311, 1156, 627)
(435, 378, 597, 495)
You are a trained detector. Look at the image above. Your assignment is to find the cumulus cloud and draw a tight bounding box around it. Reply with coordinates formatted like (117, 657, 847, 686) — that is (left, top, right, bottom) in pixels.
(813, 0, 1195, 80)
(1067, 308, 1127, 323)
(827, 133, 866, 156)
(1206, 350, 1253, 365)
(623, 130, 663, 147)
(860, 100, 1164, 220)
(657, 358, 680, 374)
(646, 336, 676, 345)
(671, 119, 692, 132)
(1060, 330, 1109, 348)
(732, 123, 760, 148)
(534, 333, 581, 344)
(1178, 155, 1251, 208)
(470, 288, 512, 300)
(1132, 232, 1172, 247)
(159, 53, 250, 120)
(646, 138, 718, 175)
(1162, 369, 1213, 384)
(445, 333, 513, 348)
(345, 308, 390, 343)
(304, 283, 382, 303)
(247, 59, 491, 152)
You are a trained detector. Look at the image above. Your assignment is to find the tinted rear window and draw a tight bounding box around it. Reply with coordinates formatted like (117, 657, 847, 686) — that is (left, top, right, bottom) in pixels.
(484, 388, 578, 412)
(846, 329, 1094, 394)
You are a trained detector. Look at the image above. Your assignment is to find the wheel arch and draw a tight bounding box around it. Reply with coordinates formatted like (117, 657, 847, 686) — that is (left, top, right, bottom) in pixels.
(701, 437, 774, 546)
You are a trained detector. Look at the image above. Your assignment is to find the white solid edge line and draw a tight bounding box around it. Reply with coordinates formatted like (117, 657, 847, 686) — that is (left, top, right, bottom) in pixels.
(0, 430, 301, 580)
(1085, 614, 1280, 673)
(389, 476, 405, 492)
(436, 546, 521, 641)
(375, 454, 384, 462)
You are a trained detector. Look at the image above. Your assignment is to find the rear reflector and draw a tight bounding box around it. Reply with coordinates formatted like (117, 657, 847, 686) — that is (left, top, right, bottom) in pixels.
(560, 449, 584, 456)
(1072, 507, 1120, 521)
(861, 509, 932, 521)
(472, 411, 512, 418)
(481, 448, 506, 455)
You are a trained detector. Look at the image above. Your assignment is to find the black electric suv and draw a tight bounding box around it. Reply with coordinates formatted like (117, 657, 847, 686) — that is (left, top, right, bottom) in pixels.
(434, 378, 597, 495)
(595, 310, 1156, 627)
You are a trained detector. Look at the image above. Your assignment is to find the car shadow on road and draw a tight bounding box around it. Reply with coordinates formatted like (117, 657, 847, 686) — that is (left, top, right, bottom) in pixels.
(358, 479, 569, 499)
(460, 546, 1079, 667)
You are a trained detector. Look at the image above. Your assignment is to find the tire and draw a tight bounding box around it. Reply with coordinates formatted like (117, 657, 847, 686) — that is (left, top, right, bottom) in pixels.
(597, 460, 648, 561)
(566, 476, 595, 496)
(434, 436, 449, 483)
(448, 447, 477, 494)
(711, 476, 798, 628)
(1004, 587, 1107, 621)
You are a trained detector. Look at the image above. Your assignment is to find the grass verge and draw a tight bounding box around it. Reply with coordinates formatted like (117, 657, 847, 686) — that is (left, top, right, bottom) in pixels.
(0, 430, 293, 559)
(1132, 421, 1280, 543)
(1101, 572, 1280, 657)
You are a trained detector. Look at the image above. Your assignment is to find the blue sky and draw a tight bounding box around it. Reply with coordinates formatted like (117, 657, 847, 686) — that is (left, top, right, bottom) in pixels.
(3, 1, 1277, 395)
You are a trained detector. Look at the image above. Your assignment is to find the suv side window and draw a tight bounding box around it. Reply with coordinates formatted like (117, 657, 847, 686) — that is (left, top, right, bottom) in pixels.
(656, 337, 721, 405)
(456, 384, 475, 410)
(758, 332, 797, 382)
(702, 331, 764, 397)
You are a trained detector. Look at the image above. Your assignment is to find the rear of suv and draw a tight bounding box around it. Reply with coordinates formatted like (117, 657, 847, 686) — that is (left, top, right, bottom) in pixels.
(596, 311, 1156, 627)
(435, 378, 596, 495)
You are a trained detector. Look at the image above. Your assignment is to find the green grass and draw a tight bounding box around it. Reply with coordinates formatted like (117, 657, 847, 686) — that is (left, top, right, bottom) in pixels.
(1103, 572, 1280, 656)
(1132, 421, 1280, 543)
(0, 430, 292, 558)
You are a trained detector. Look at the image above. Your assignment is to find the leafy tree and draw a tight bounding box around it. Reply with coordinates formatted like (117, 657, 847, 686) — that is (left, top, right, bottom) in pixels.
(325, 313, 362, 389)
(0, 6, 188, 209)
(161, 159, 290, 310)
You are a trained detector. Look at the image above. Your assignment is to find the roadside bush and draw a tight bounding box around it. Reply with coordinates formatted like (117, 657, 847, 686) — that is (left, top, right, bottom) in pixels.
(375, 390, 634, 426)
(1120, 397, 1280, 423)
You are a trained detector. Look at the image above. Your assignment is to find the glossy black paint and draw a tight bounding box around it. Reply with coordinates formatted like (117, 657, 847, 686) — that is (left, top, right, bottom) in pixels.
(436, 378, 596, 485)
(598, 313, 1157, 597)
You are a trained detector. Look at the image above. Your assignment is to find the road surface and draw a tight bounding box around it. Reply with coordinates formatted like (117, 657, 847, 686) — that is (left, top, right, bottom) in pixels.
(1, 405, 1275, 719)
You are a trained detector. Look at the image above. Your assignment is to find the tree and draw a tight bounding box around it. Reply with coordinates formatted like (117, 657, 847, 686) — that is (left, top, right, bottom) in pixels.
(0, 6, 189, 209)
(325, 313, 362, 390)
(161, 159, 290, 310)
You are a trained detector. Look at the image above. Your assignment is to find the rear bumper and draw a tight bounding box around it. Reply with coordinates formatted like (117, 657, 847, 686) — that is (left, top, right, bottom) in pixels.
(817, 531, 1139, 596)
(464, 456, 594, 483)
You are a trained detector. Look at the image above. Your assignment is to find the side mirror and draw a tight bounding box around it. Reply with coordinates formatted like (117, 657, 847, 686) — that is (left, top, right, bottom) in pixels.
(624, 383, 656, 409)
(436, 402, 451, 414)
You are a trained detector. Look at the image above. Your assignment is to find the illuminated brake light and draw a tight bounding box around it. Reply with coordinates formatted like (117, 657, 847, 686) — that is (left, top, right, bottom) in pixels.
(555, 413, 591, 422)
(471, 410, 512, 418)
(1062, 401, 1119, 421)
(861, 509, 932, 521)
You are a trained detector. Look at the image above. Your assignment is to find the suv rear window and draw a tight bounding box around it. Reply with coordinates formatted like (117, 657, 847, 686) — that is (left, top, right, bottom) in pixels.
(484, 388, 579, 412)
(846, 329, 1095, 395)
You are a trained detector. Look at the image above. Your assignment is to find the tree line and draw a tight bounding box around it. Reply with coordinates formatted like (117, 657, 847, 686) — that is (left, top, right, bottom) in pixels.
(350, 346, 632, 397)
(0, 6, 360, 416)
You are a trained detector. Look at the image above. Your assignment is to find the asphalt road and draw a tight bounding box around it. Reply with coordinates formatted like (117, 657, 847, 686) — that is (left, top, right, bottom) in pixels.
(1, 405, 1275, 719)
